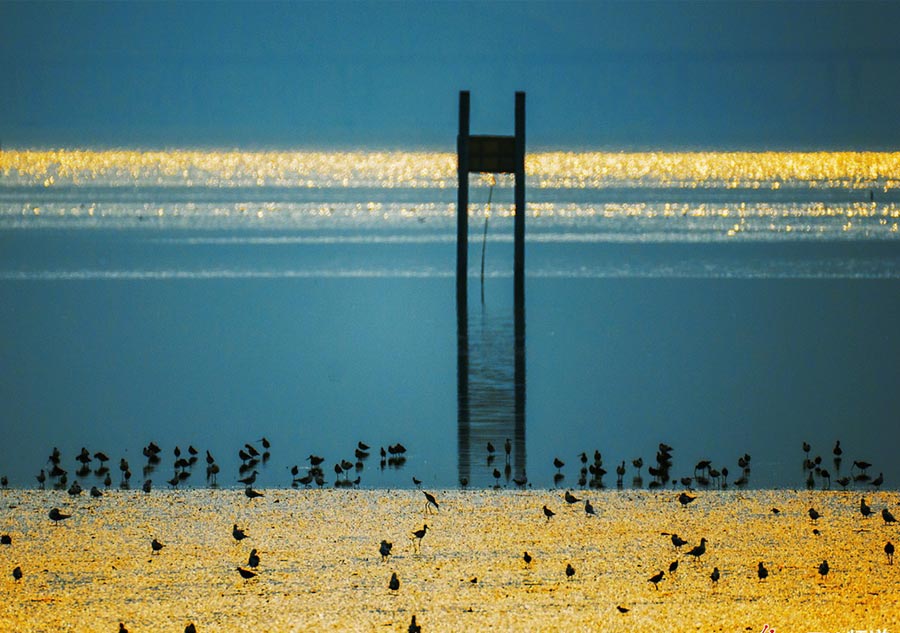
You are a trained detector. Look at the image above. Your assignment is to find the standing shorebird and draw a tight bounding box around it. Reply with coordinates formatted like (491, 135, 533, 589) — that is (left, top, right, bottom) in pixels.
(13, 566, 22, 581)
(248, 549, 260, 568)
(389, 572, 400, 591)
(710, 567, 720, 585)
(48, 508, 71, 525)
(379, 540, 393, 562)
(523, 551, 532, 565)
(883, 508, 897, 524)
(564, 490, 581, 504)
(818, 559, 829, 580)
(584, 499, 596, 516)
(678, 492, 696, 508)
(860, 498, 873, 518)
(423, 491, 439, 514)
(232, 524, 248, 542)
(686, 538, 707, 561)
(648, 570, 664, 589)
(151, 538, 164, 554)
(885, 541, 894, 565)
(565, 563, 575, 579)
(757, 561, 769, 581)
(808, 508, 821, 523)
(237, 566, 257, 579)
(543, 505, 555, 521)
(411, 524, 428, 552)
(670, 533, 688, 549)
(408, 615, 421, 633)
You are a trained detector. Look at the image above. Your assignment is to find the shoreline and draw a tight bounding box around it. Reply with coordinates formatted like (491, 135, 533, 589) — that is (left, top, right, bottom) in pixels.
(1, 488, 898, 631)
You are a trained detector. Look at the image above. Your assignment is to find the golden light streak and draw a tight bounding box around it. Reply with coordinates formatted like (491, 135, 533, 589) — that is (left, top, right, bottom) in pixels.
(3, 150, 900, 190)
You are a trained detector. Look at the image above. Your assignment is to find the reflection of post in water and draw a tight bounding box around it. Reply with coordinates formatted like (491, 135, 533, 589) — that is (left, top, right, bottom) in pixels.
(456, 91, 526, 487)
(457, 300, 526, 487)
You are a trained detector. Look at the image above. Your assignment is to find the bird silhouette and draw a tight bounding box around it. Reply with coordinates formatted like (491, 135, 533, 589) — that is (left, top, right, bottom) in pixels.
(883, 508, 897, 524)
(584, 499, 596, 516)
(678, 492, 696, 508)
(670, 533, 688, 549)
(13, 566, 22, 581)
(237, 566, 257, 579)
(244, 487, 264, 499)
(238, 470, 258, 486)
(648, 570, 664, 589)
(408, 614, 421, 633)
(389, 572, 400, 591)
(185, 624, 197, 633)
(1, 534, 11, 545)
(885, 541, 894, 565)
(411, 524, 428, 551)
(151, 538, 164, 554)
(668, 560, 679, 574)
(757, 561, 769, 581)
(523, 551, 532, 564)
(686, 538, 707, 560)
(543, 505, 555, 521)
(808, 508, 821, 523)
(565, 563, 575, 578)
(423, 491, 439, 513)
(232, 524, 248, 541)
(616, 605, 629, 613)
(48, 508, 71, 525)
(379, 540, 393, 562)
(710, 567, 720, 584)
(861, 498, 873, 518)
(818, 559, 829, 580)
(871, 472, 884, 487)
(119, 623, 129, 633)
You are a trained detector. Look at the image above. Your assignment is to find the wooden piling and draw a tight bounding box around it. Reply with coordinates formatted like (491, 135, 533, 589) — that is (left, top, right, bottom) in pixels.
(514, 91, 526, 303)
(457, 91, 470, 313)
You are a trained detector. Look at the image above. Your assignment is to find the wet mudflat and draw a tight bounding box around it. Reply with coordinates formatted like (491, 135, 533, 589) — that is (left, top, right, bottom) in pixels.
(1, 488, 898, 632)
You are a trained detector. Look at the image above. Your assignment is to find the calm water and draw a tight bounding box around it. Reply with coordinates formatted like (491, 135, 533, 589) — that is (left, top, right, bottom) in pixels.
(1, 151, 899, 491)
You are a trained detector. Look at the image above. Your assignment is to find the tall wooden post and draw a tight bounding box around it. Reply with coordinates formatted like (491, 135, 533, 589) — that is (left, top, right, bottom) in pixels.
(457, 91, 528, 484)
(512, 91, 526, 482)
(514, 91, 526, 301)
(457, 91, 470, 313)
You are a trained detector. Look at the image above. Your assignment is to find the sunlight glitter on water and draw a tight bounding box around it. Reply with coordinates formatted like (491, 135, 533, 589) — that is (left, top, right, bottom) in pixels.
(4, 149, 900, 190)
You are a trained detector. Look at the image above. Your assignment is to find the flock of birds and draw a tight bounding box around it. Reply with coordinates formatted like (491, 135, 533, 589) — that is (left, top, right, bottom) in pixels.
(0, 434, 889, 495)
(2, 438, 897, 630)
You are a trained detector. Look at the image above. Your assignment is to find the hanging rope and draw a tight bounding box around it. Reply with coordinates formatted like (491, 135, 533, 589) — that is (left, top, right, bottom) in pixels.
(479, 174, 496, 304)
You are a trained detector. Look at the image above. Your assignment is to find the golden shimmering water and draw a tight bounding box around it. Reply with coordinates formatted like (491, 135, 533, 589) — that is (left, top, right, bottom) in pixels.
(3, 149, 900, 190)
(3, 149, 900, 241)
(1, 489, 897, 631)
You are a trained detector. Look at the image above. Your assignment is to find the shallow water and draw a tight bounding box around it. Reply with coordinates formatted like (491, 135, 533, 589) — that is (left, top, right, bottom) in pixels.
(1, 151, 899, 492)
